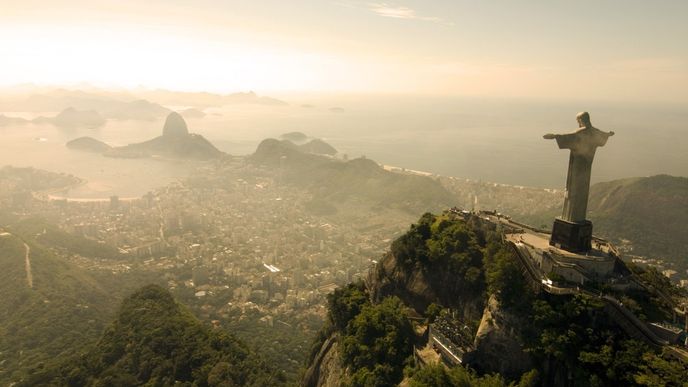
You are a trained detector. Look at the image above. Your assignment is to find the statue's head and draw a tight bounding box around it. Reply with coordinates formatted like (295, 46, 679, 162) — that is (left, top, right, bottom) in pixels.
(577, 112, 591, 128)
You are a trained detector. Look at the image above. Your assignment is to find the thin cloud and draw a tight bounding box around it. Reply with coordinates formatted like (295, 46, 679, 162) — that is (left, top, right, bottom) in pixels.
(369, 3, 417, 19)
(336, 1, 450, 25)
(368, 3, 447, 24)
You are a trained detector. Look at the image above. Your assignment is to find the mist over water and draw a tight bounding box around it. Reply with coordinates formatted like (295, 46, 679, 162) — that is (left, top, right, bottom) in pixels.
(1, 95, 685, 198)
(0, 118, 198, 198)
(206, 95, 688, 187)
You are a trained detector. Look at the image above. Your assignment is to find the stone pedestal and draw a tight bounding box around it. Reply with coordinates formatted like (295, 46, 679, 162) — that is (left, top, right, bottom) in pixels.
(549, 218, 592, 253)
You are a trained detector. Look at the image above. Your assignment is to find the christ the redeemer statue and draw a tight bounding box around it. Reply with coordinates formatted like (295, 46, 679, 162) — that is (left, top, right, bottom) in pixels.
(544, 112, 614, 252)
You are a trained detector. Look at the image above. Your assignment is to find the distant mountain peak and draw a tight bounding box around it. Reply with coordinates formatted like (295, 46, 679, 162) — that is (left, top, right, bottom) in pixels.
(299, 138, 337, 156)
(162, 111, 189, 137)
(103, 111, 223, 160)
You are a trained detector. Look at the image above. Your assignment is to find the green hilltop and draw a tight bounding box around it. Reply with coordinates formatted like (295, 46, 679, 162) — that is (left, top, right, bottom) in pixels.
(251, 138, 454, 214)
(304, 212, 688, 387)
(0, 233, 117, 384)
(20, 285, 286, 387)
(587, 175, 688, 262)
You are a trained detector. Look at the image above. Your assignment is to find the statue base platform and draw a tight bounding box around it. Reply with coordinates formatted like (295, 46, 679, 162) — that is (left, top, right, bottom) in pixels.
(549, 218, 592, 253)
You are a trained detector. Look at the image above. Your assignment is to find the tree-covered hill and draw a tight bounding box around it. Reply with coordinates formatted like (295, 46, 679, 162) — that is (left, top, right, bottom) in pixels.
(250, 138, 454, 214)
(10, 216, 123, 259)
(0, 233, 117, 384)
(586, 175, 688, 262)
(21, 284, 286, 386)
(0, 212, 161, 385)
(304, 212, 688, 387)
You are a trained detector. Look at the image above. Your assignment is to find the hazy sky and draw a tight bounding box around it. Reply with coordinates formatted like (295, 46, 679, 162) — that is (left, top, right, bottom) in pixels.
(1, 0, 686, 102)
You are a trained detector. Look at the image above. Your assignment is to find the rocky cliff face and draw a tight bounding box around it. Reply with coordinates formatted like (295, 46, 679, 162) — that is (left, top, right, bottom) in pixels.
(303, 211, 688, 386)
(162, 111, 189, 137)
(304, 247, 535, 386)
(367, 250, 485, 322)
(302, 334, 345, 387)
(472, 295, 533, 379)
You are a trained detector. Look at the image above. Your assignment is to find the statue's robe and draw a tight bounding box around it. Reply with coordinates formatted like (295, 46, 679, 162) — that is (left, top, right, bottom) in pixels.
(555, 127, 610, 223)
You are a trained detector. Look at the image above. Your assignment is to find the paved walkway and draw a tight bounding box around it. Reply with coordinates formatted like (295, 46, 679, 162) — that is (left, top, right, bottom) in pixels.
(24, 241, 33, 288)
(1, 231, 33, 289)
(504, 226, 688, 362)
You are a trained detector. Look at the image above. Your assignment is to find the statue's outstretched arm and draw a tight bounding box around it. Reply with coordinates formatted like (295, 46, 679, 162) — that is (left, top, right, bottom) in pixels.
(545, 130, 578, 149)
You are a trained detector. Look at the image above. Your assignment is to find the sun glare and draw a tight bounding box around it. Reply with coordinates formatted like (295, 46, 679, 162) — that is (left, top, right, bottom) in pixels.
(0, 23, 368, 93)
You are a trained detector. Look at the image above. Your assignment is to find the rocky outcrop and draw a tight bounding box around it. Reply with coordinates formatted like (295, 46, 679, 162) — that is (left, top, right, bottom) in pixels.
(367, 251, 484, 321)
(302, 334, 346, 387)
(470, 295, 532, 379)
(368, 252, 438, 314)
(162, 111, 189, 137)
(367, 253, 532, 381)
(105, 112, 223, 160)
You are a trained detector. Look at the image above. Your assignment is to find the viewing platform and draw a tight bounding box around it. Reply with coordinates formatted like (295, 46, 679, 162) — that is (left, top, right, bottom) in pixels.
(446, 208, 688, 359)
(464, 209, 623, 284)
